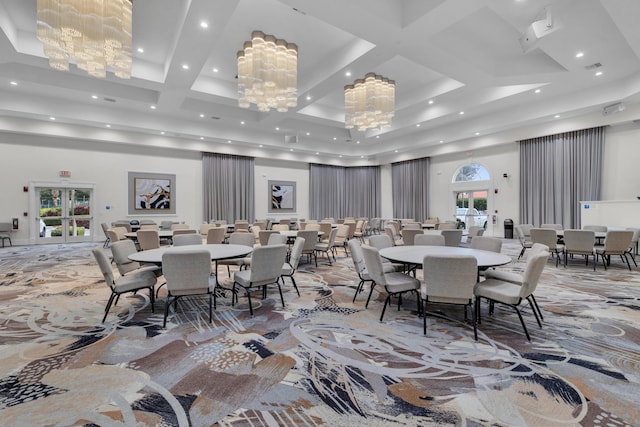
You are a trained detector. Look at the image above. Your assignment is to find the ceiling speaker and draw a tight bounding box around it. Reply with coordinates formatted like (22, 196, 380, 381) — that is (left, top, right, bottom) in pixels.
(602, 102, 626, 116)
(284, 134, 298, 144)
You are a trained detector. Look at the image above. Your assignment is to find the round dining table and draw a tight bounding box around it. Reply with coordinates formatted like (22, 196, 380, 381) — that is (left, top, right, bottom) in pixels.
(379, 245, 511, 268)
(128, 243, 253, 285)
(125, 230, 174, 240)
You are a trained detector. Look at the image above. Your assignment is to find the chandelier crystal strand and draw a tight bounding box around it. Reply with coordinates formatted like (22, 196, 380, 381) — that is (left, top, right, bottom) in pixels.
(37, 0, 132, 79)
(345, 72, 395, 131)
(237, 31, 297, 112)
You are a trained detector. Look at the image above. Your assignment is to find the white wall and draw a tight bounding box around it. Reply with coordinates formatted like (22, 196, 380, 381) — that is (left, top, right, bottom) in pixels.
(254, 158, 309, 221)
(601, 123, 640, 200)
(0, 134, 203, 245)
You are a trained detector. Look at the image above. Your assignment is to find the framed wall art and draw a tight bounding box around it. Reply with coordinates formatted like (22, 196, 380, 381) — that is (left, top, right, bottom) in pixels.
(128, 172, 176, 215)
(268, 180, 296, 213)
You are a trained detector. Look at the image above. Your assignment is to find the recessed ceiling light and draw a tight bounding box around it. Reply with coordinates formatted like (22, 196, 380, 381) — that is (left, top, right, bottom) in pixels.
(333, 137, 337, 141)
(339, 155, 343, 158)
(182, 64, 189, 70)
(200, 21, 209, 28)
(105, 124, 111, 128)
(315, 152, 319, 155)
(356, 140, 360, 144)
(290, 148, 294, 152)
(416, 124, 421, 127)
(200, 136, 204, 140)
(361, 155, 364, 158)
(554, 114, 561, 118)
(394, 150, 398, 153)
(150, 105, 157, 109)
(345, 71, 351, 77)
(439, 140, 444, 143)
(212, 68, 219, 73)
(595, 71, 603, 76)
(306, 95, 311, 100)
(49, 117, 55, 120)
(160, 131, 165, 135)
(240, 121, 245, 125)
(428, 100, 434, 104)
(199, 113, 205, 118)
(91, 94, 98, 99)
(275, 127, 280, 131)
(9, 81, 17, 86)
(137, 47, 144, 53)
(575, 52, 584, 58)
(306, 132, 310, 136)
(227, 140, 232, 143)
(259, 144, 263, 148)
(376, 135, 380, 139)
(534, 89, 541, 94)
(475, 132, 480, 136)
(459, 111, 465, 115)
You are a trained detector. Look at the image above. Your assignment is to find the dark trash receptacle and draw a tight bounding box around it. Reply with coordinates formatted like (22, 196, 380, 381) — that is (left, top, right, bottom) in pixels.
(504, 219, 514, 239)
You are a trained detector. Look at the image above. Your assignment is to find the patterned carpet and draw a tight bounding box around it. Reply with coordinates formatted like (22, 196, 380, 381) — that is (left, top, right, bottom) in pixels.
(0, 239, 638, 427)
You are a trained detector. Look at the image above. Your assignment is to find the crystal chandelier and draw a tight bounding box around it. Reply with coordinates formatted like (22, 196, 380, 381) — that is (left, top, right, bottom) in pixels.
(345, 73, 395, 131)
(237, 31, 298, 113)
(36, 0, 132, 79)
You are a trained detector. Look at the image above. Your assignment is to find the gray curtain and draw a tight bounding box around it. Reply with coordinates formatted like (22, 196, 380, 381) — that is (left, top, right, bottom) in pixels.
(519, 126, 605, 229)
(309, 164, 380, 219)
(392, 157, 430, 221)
(203, 152, 254, 223)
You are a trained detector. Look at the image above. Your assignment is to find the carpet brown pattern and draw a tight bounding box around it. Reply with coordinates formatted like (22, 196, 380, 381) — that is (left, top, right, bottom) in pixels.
(0, 241, 638, 426)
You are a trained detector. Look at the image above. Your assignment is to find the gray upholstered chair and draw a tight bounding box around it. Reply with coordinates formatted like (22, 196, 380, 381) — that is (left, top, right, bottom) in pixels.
(172, 233, 203, 246)
(315, 227, 338, 265)
(563, 229, 596, 269)
(595, 230, 634, 270)
(368, 234, 404, 271)
(281, 237, 305, 296)
(297, 230, 319, 266)
(474, 250, 549, 341)
(161, 249, 216, 327)
(422, 254, 478, 337)
(172, 228, 197, 236)
(232, 244, 288, 315)
(541, 223, 563, 230)
(170, 223, 190, 231)
(442, 229, 463, 247)
(349, 239, 396, 304)
(110, 239, 161, 277)
(100, 222, 110, 248)
(272, 224, 289, 232)
(218, 232, 255, 276)
(515, 224, 533, 259)
(466, 226, 484, 243)
(258, 230, 279, 246)
(136, 229, 160, 251)
(583, 225, 607, 232)
(332, 224, 350, 256)
(360, 244, 421, 321)
(92, 247, 157, 323)
(470, 236, 503, 253)
(414, 234, 445, 246)
(267, 233, 288, 245)
(530, 228, 563, 266)
(625, 228, 639, 265)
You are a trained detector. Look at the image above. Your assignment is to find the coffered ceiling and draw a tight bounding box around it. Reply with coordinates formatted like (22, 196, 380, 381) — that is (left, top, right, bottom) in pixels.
(1, 0, 640, 165)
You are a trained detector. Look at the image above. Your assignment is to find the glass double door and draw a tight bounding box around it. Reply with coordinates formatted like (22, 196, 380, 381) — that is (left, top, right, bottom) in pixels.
(35, 186, 93, 243)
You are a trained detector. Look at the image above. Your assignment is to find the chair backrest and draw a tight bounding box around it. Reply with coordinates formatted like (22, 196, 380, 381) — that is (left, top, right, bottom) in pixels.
(92, 247, 116, 288)
(437, 222, 457, 230)
(246, 244, 288, 285)
(272, 224, 289, 231)
(627, 228, 640, 245)
(253, 221, 268, 231)
(354, 220, 364, 233)
(528, 243, 550, 258)
(348, 239, 366, 275)
(259, 230, 279, 246)
(344, 221, 357, 238)
(171, 223, 189, 231)
(530, 228, 559, 250)
(100, 222, 109, 234)
(423, 254, 477, 301)
(199, 223, 215, 236)
(384, 226, 397, 244)
(401, 228, 423, 246)
(306, 223, 321, 231)
(403, 222, 422, 230)
(113, 221, 132, 232)
(519, 224, 533, 237)
(172, 233, 203, 246)
(583, 225, 607, 232)
(360, 245, 386, 286)
(110, 239, 141, 275)
(335, 224, 349, 242)
(251, 225, 262, 242)
(172, 229, 197, 235)
(325, 227, 338, 247)
(541, 223, 563, 230)
(288, 237, 305, 270)
(160, 221, 175, 230)
(137, 229, 160, 250)
(140, 224, 159, 230)
(267, 233, 288, 245)
(162, 250, 212, 295)
(563, 229, 595, 252)
(414, 234, 445, 246)
(442, 229, 463, 247)
(206, 227, 226, 244)
(234, 220, 250, 232)
(368, 234, 393, 250)
(602, 230, 634, 253)
(297, 230, 318, 253)
(278, 219, 290, 228)
(467, 226, 484, 239)
(519, 251, 550, 298)
(318, 222, 332, 236)
(470, 236, 502, 253)
(228, 232, 255, 247)
(387, 221, 400, 235)
(110, 226, 128, 240)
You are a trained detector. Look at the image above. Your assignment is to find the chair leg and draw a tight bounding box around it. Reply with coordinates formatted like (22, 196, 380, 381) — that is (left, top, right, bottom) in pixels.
(518, 247, 526, 259)
(622, 253, 632, 271)
(529, 295, 544, 321)
(277, 282, 285, 308)
(149, 286, 155, 313)
(208, 293, 213, 323)
(163, 295, 171, 328)
(379, 294, 392, 321)
(472, 301, 478, 341)
(289, 275, 300, 296)
(353, 279, 364, 302)
(365, 283, 376, 308)
(102, 292, 117, 323)
(422, 298, 427, 335)
(527, 297, 542, 328)
(513, 306, 531, 341)
(475, 296, 482, 325)
(246, 289, 254, 316)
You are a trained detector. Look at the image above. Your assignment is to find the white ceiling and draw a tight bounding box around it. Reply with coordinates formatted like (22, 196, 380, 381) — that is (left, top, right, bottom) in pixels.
(1, 0, 640, 165)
